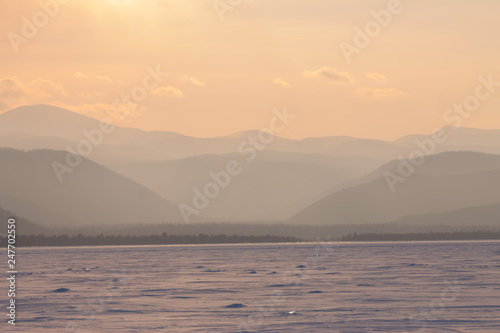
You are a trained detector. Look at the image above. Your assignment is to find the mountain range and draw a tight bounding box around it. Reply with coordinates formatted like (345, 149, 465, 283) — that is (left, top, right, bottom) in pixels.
(0, 104, 499, 229)
(0, 148, 181, 228)
(289, 153, 500, 225)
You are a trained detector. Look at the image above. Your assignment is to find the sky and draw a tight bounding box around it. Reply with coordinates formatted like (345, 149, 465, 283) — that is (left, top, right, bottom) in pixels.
(1, 0, 499, 140)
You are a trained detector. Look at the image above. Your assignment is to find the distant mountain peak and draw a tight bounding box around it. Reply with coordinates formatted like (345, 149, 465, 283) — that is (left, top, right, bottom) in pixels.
(4, 104, 97, 120)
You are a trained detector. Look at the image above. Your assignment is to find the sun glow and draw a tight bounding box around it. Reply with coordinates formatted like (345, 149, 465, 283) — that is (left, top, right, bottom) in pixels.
(108, 0, 133, 6)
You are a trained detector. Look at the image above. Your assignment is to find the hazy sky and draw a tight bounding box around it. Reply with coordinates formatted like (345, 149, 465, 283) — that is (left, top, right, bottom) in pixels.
(1, 0, 499, 140)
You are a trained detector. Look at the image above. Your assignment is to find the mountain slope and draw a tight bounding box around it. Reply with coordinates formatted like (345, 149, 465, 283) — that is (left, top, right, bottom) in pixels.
(0, 104, 412, 163)
(0, 206, 49, 235)
(3, 105, 500, 165)
(0, 104, 182, 144)
(391, 203, 500, 227)
(395, 126, 500, 148)
(0, 148, 182, 227)
(294, 151, 500, 215)
(111, 151, 382, 221)
(289, 152, 500, 225)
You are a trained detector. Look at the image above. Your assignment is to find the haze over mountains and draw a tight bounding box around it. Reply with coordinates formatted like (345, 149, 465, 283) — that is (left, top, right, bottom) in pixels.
(4, 104, 500, 164)
(290, 155, 500, 225)
(1, 104, 500, 230)
(391, 203, 500, 227)
(0, 206, 48, 235)
(112, 152, 381, 221)
(0, 148, 181, 228)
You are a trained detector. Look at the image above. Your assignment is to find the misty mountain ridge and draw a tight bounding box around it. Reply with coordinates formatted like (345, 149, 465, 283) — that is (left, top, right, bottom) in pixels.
(290, 160, 500, 225)
(1, 104, 500, 228)
(2, 104, 500, 164)
(0, 148, 182, 227)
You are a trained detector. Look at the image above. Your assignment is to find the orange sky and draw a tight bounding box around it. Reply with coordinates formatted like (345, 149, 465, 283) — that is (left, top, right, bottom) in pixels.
(1, 0, 499, 140)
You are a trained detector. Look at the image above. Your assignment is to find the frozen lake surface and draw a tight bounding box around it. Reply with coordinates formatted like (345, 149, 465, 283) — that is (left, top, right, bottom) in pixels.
(3, 241, 500, 332)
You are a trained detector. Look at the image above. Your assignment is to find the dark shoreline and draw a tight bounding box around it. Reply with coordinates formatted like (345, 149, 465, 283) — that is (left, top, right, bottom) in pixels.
(341, 231, 500, 242)
(3, 231, 500, 247)
(0, 233, 302, 247)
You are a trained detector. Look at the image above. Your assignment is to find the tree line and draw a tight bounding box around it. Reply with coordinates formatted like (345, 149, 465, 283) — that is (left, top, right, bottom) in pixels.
(3, 231, 500, 247)
(341, 231, 500, 242)
(0, 233, 303, 247)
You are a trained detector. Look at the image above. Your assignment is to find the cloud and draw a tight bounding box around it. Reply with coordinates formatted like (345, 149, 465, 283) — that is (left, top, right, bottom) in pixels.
(355, 87, 407, 99)
(0, 76, 142, 121)
(74, 72, 113, 83)
(73, 72, 88, 79)
(96, 75, 113, 83)
(180, 76, 206, 87)
(0, 77, 68, 112)
(366, 73, 387, 83)
(151, 86, 185, 99)
(77, 92, 93, 100)
(273, 78, 292, 88)
(0, 77, 30, 99)
(304, 67, 353, 84)
(31, 78, 66, 96)
(0, 77, 66, 106)
(51, 101, 145, 123)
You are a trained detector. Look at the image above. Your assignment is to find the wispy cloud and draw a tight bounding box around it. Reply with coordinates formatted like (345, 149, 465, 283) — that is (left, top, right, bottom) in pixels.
(96, 75, 113, 83)
(31, 78, 66, 96)
(355, 87, 406, 99)
(366, 72, 387, 83)
(273, 78, 291, 88)
(304, 67, 353, 84)
(48, 101, 145, 123)
(0, 77, 30, 99)
(180, 76, 206, 87)
(0, 76, 66, 110)
(73, 72, 88, 79)
(151, 86, 185, 99)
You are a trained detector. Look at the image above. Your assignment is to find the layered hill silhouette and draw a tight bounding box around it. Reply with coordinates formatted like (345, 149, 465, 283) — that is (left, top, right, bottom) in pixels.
(0, 206, 49, 235)
(391, 203, 500, 226)
(3, 104, 500, 165)
(0, 148, 182, 227)
(290, 152, 500, 225)
(112, 151, 381, 221)
(1, 104, 500, 227)
(0, 105, 400, 163)
(395, 127, 500, 155)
